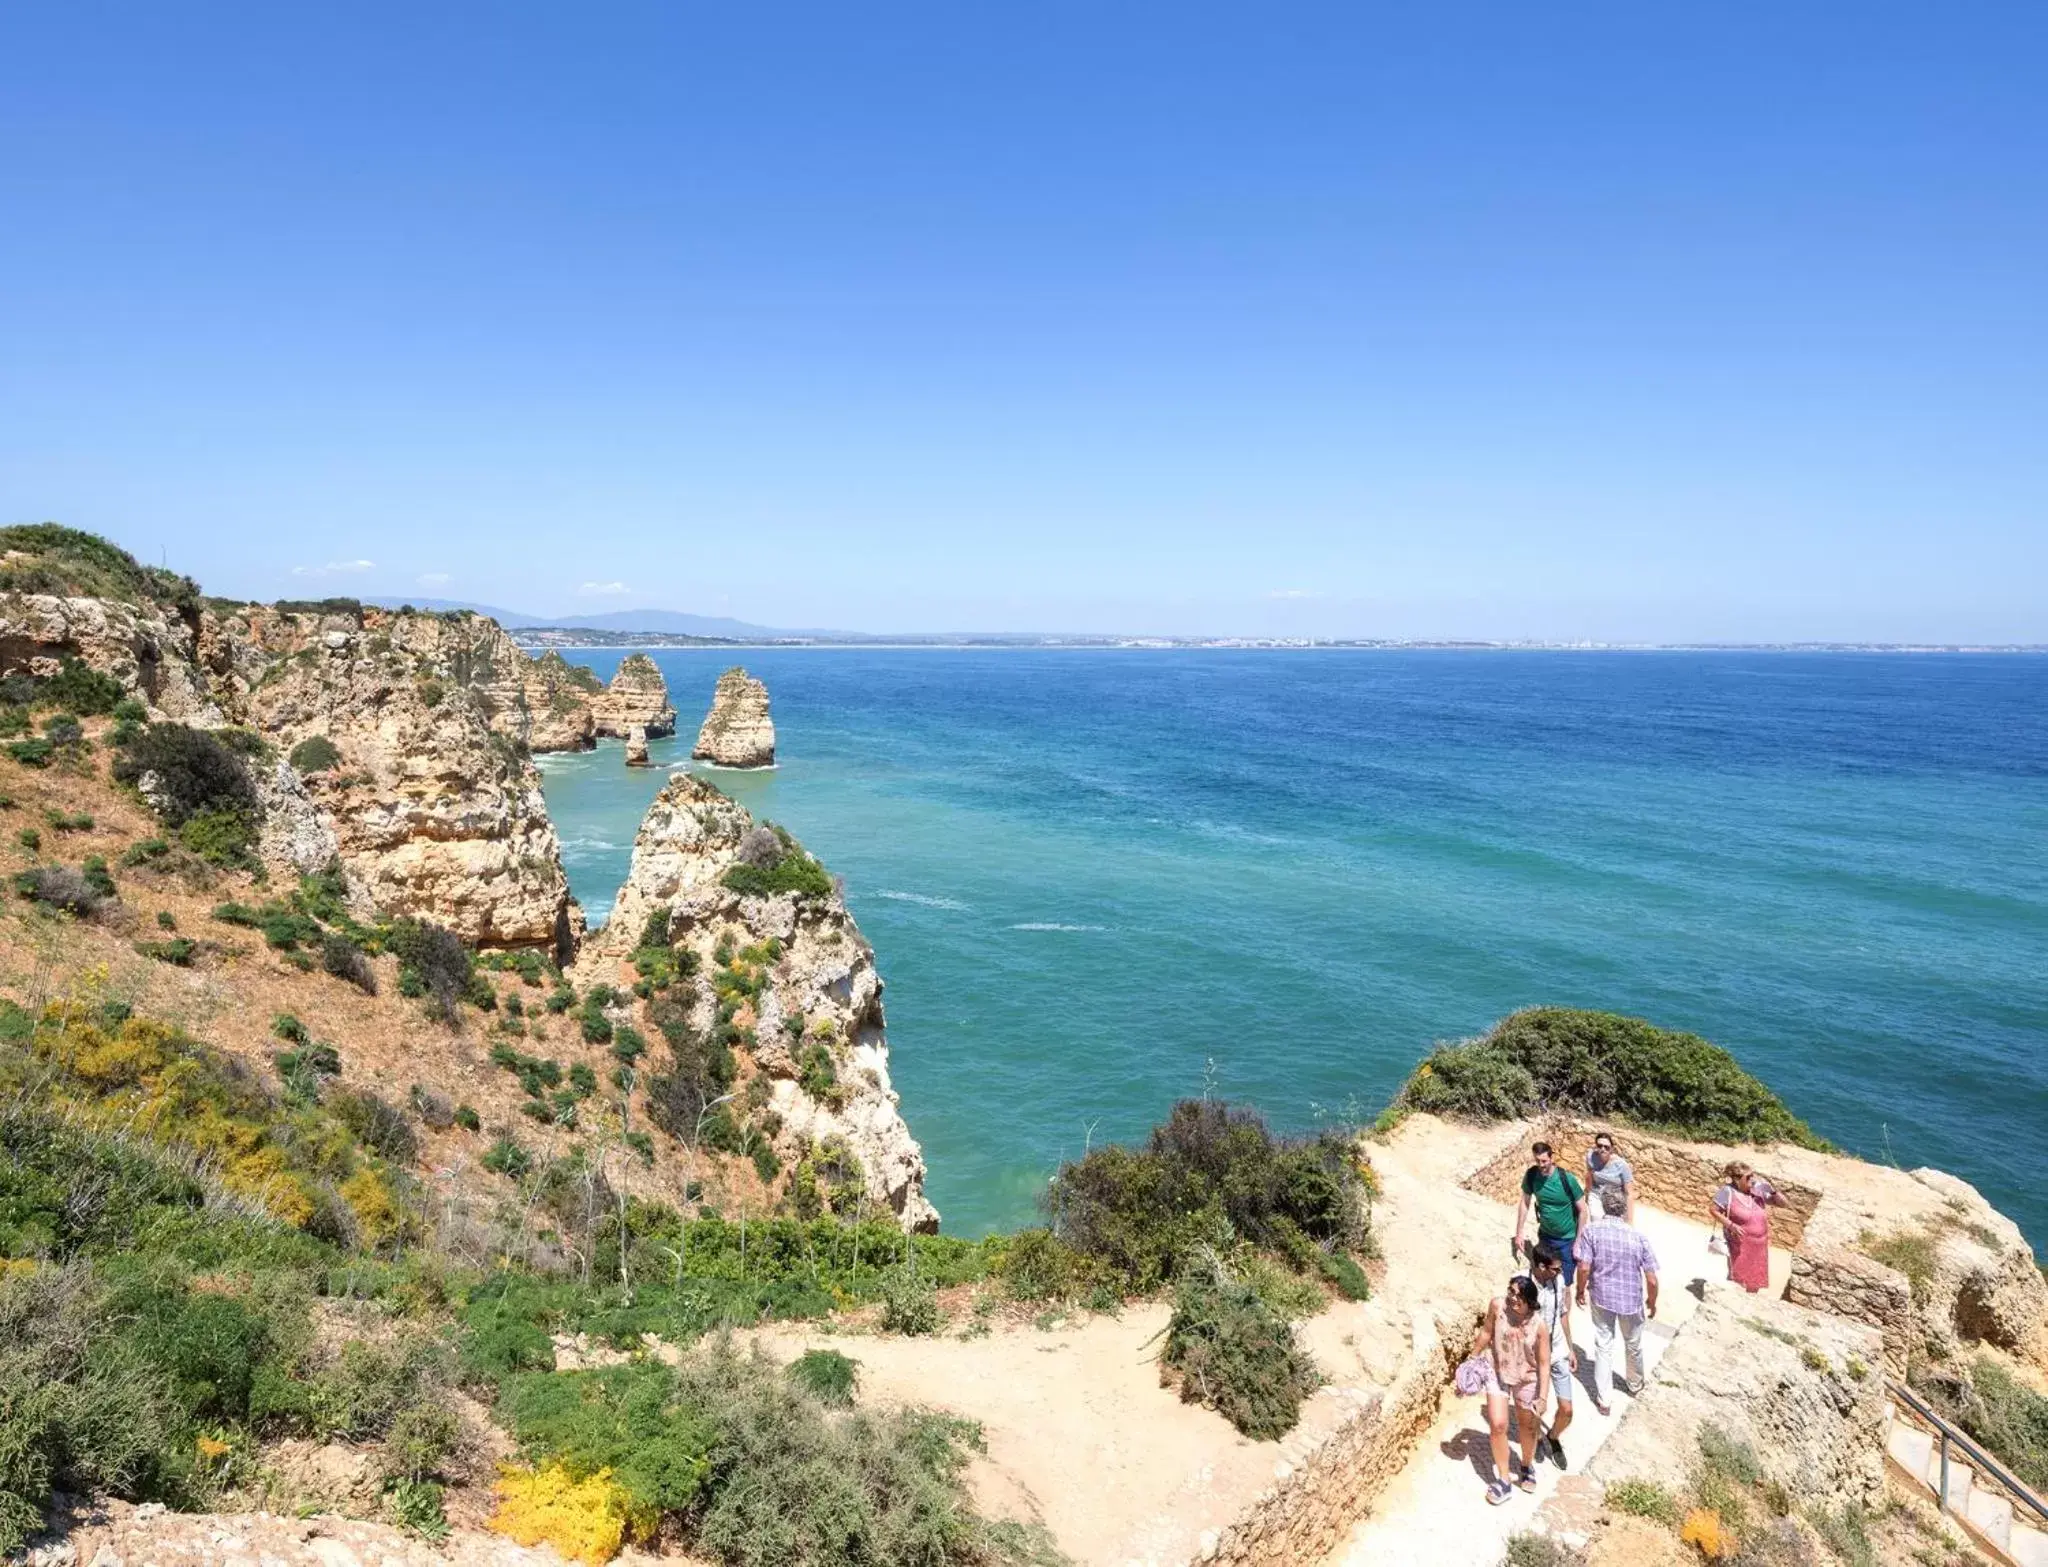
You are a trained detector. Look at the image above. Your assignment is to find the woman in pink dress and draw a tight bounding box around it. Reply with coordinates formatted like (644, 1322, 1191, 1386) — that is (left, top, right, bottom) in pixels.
(1708, 1161, 1781, 1293)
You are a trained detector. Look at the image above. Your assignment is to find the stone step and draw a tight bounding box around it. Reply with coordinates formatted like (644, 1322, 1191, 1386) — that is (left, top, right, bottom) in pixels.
(1888, 1424, 1935, 1486)
(1943, 1459, 1975, 1516)
(1968, 1488, 2015, 1555)
(2010, 1520, 2048, 1567)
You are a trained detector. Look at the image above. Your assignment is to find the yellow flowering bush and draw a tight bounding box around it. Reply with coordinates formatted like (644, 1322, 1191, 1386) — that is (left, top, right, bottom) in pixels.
(490, 1464, 643, 1565)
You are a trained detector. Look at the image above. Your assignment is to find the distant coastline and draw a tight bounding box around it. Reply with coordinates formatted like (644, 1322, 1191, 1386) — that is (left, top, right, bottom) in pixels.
(508, 628, 2048, 653)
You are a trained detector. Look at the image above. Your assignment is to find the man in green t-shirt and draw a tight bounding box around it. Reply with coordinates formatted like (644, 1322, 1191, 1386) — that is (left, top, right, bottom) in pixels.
(1514, 1140, 1587, 1286)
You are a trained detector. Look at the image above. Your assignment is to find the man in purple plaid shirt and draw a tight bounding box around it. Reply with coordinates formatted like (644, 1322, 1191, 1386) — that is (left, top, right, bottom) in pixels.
(1573, 1186, 1659, 1415)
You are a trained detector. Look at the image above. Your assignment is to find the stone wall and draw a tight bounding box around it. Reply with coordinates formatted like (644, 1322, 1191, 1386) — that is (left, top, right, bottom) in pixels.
(1205, 1311, 1453, 1566)
(1463, 1113, 1821, 1249)
(1785, 1244, 1915, 1376)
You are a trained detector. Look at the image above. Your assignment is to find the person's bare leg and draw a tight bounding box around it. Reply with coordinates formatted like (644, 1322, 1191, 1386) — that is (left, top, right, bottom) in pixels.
(1517, 1405, 1540, 1474)
(1549, 1398, 1574, 1444)
(1487, 1396, 1510, 1483)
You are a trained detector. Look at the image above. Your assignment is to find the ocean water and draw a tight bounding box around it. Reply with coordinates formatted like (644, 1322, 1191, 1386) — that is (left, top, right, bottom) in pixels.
(536, 650, 2048, 1248)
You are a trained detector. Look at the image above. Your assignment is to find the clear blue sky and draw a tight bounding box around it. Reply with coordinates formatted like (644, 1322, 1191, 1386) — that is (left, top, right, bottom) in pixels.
(3, 4, 2043, 640)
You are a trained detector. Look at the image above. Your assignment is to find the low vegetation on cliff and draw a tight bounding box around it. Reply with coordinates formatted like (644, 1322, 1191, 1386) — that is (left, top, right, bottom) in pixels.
(1386, 1006, 1827, 1148)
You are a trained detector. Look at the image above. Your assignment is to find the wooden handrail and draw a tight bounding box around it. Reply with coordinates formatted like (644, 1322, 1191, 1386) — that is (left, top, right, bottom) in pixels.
(1889, 1376, 2048, 1528)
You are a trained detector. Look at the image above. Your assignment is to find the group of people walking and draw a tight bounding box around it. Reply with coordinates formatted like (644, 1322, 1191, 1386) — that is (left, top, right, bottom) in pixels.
(1463, 1133, 1783, 1507)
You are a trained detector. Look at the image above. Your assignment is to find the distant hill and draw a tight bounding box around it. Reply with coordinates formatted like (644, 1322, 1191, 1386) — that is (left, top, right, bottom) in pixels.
(361, 597, 840, 639)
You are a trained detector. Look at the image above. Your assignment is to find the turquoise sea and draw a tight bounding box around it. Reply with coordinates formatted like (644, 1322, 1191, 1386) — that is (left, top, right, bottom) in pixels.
(535, 651, 2048, 1248)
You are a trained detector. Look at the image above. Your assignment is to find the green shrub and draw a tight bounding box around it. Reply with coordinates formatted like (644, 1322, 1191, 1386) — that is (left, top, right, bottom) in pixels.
(40, 658, 124, 716)
(454, 1105, 481, 1132)
(329, 1089, 420, 1164)
(997, 1229, 1100, 1303)
(288, 735, 341, 774)
(176, 807, 258, 867)
(14, 865, 104, 917)
(45, 808, 93, 832)
(7, 738, 54, 767)
(17, 826, 40, 851)
(386, 918, 473, 1022)
(1160, 1257, 1318, 1440)
(272, 1011, 308, 1043)
(120, 836, 172, 868)
(720, 825, 835, 900)
(111, 723, 259, 829)
(136, 937, 198, 966)
(1862, 1228, 1938, 1300)
(785, 1348, 860, 1407)
(1317, 1250, 1371, 1300)
(483, 1136, 532, 1179)
(1045, 1099, 1369, 1293)
(320, 930, 376, 993)
(156, 909, 176, 930)
(1390, 1008, 1826, 1148)
(879, 1267, 941, 1336)
(385, 1475, 450, 1541)
(1604, 1478, 1680, 1524)
(1924, 1358, 2048, 1493)
(81, 856, 116, 898)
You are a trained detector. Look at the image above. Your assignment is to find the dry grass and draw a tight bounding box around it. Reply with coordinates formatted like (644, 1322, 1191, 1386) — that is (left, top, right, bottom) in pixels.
(0, 724, 771, 1235)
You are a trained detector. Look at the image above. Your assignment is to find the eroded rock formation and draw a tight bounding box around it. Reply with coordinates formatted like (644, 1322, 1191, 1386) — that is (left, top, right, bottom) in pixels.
(691, 665, 774, 767)
(581, 772, 935, 1230)
(207, 605, 583, 952)
(592, 652, 675, 739)
(0, 579, 582, 954)
(624, 725, 651, 766)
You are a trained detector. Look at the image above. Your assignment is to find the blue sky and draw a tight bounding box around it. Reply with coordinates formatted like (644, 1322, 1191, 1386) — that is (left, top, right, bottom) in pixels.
(2, 4, 2044, 640)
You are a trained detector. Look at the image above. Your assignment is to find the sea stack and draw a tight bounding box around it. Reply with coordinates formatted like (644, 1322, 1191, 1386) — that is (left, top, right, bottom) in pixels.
(624, 725, 651, 766)
(591, 651, 676, 738)
(691, 666, 775, 768)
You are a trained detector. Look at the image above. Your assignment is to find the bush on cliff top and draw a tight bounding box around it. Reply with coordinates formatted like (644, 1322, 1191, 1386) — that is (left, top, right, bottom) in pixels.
(1043, 1099, 1371, 1295)
(1389, 1007, 1827, 1149)
(721, 824, 834, 900)
(0, 523, 200, 609)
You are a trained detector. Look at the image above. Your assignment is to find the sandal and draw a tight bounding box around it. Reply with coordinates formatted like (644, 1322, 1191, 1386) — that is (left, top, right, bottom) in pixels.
(1486, 1480, 1513, 1507)
(1516, 1465, 1538, 1493)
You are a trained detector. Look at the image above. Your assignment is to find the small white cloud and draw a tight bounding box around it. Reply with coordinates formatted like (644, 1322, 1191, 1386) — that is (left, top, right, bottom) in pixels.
(1265, 588, 1323, 600)
(291, 559, 376, 577)
(576, 580, 630, 597)
(417, 572, 452, 588)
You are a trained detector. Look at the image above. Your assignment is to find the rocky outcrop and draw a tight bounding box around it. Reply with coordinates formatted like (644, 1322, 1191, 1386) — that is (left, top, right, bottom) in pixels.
(691, 666, 774, 768)
(0, 590, 222, 721)
(515, 650, 601, 752)
(1586, 1290, 1889, 1510)
(592, 652, 675, 739)
(207, 606, 582, 953)
(624, 725, 651, 766)
(582, 772, 934, 1230)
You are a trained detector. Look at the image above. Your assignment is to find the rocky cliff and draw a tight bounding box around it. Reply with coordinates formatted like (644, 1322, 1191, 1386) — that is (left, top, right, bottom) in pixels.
(691, 665, 775, 767)
(0, 531, 582, 953)
(591, 651, 676, 739)
(580, 771, 936, 1230)
(204, 604, 582, 952)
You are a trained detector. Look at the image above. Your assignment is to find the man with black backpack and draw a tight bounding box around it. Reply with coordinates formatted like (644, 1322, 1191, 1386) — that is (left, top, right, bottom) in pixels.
(1513, 1140, 1587, 1286)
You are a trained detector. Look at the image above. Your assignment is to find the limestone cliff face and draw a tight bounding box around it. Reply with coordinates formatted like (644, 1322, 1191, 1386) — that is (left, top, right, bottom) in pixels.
(691, 666, 775, 767)
(0, 590, 222, 722)
(204, 605, 582, 953)
(591, 652, 676, 739)
(582, 772, 936, 1231)
(0, 583, 582, 953)
(513, 650, 602, 753)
